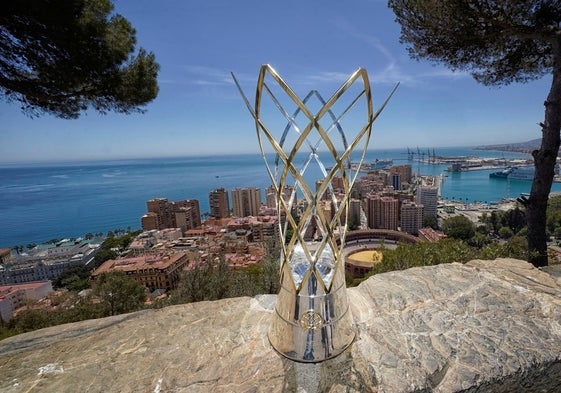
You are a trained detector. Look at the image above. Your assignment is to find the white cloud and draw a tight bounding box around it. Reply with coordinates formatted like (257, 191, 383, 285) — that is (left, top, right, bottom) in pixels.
(304, 71, 356, 84)
(328, 18, 470, 87)
(181, 65, 234, 86)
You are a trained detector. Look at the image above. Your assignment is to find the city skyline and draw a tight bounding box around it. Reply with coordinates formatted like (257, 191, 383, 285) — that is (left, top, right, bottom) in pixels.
(0, 0, 552, 164)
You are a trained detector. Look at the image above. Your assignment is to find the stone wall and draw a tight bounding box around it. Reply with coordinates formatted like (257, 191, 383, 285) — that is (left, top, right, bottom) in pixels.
(1, 258, 560, 392)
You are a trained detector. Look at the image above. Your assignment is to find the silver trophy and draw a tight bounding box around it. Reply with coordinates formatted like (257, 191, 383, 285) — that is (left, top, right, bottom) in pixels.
(233, 65, 397, 362)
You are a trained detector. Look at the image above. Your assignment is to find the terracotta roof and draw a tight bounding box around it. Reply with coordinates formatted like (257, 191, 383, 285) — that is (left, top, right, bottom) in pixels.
(92, 252, 186, 276)
(0, 281, 51, 299)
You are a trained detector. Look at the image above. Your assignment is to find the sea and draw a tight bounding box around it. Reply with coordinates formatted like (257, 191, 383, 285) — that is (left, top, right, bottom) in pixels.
(3, 146, 561, 249)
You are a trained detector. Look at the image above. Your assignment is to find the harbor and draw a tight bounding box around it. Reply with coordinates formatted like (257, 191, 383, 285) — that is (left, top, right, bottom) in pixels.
(396, 146, 561, 185)
(401, 146, 535, 172)
(444, 158, 533, 173)
(408, 149, 561, 182)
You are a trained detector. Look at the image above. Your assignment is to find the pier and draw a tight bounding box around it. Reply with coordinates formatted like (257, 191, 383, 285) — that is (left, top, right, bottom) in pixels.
(404, 147, 535, 172)
(443, 158, 533, 172)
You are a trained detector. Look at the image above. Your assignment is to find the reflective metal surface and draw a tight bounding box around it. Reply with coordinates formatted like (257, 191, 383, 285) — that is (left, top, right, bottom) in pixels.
(232, 65, 397, 362)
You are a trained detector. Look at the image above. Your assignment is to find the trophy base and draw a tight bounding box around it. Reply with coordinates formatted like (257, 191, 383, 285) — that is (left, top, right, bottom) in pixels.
(268, 266, 355, 363)
(268, 320, 355, 363)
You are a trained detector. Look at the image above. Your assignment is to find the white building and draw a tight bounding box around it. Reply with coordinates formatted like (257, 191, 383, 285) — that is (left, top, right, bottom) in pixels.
(416, 186, 438, 218)
(0, 281, 53, 322)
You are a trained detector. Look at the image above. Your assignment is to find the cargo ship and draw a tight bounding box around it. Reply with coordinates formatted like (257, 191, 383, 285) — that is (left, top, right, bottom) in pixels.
(489, 166, 534, 181)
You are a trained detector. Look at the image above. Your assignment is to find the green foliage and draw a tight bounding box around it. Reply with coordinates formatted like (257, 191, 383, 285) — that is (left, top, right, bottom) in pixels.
(489, 211, 500, 234)
(348, 213, 360, 231)
(0, 326, 19, 341)
(92, 231, 140, 268)
(498, 226, 514, 239)
(170, 250, 280, 305)
(284, 216, 299, 245)
(92, 248, 117, 268)
(388, 0, 557, 85)
(476, 224, 490, 235)
(422, 215, 438, 230)
(363, 239, 476, 278)
(1, 0, 159, 118)
(478, 235, 529, 261)
(8, 308, 53, 333)
(93, 271, 146, 316)
(467, 232, 491, 248)
(548, 195, 561, 211)
(6, 292, 106, 336)
(351, 234, 531, 286)
(52, 264, 92, 291)
(547, 195, 561, 237)
(479, 207, 528, 239)
(501, 207, 526, 234)
(171, 257, 230, 304)
(258, 239, 281, 294)
(442, 215, 475, 240)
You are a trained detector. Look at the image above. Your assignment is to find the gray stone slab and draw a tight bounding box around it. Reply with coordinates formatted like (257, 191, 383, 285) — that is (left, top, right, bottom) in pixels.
(1, 258, 560, 392)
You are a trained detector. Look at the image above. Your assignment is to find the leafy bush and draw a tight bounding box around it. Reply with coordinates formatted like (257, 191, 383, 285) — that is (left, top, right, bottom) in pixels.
(442, 215, 475, 240)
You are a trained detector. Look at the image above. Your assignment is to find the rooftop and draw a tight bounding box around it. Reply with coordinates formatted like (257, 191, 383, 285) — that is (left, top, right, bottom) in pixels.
(0, 281, 51, 300)
(92, 252, 186, 276)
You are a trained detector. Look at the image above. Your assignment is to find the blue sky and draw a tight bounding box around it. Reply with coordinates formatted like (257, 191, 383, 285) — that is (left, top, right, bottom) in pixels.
(0, 0, 551, 164)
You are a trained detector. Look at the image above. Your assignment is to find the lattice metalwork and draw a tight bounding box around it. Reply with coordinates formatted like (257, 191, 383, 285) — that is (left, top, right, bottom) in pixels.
(233, 65, 397, 362)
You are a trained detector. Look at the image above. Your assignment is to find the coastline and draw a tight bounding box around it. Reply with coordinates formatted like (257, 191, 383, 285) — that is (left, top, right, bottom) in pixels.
(0, 146, 553, 249)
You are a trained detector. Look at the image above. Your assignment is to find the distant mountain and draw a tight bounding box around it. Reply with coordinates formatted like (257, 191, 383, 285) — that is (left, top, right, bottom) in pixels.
(475, 139, 541, 153)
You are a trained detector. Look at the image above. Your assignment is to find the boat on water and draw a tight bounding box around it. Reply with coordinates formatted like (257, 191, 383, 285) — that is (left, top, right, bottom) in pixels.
(489, 166, 534, 181)
(350, 159, 393, 171)
(371, 159, 393, 170)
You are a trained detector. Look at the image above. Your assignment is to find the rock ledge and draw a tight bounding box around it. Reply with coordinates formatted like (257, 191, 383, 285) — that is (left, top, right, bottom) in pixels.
(1, 258, 561, 392)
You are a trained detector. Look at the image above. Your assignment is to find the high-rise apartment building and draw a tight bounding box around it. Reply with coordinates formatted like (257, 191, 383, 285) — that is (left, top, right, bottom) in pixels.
(265, 185, 276, 209)
(209, 188, 230, 219)
(416, 186, 438, 218)
(380, 196, 399, 230)
(390, 173, 401, 191)
(142, 198, 201, 231)
(172, 199, 201, 230)
(365, 194, 399, 230)
(231, 187, 262, 217)
(330, 176, 345, 193)
(266, 185, 296, 210)
(146, 198, 172, 228)
(390, 164, 413, 184)
(315, 176, 345, 201)
(318, 200, 333, 224)
(349, 198, 362, 229)
(366, 193, 381, 229)
(400, 200, 424, 235)
(141, 212, 159, 231)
